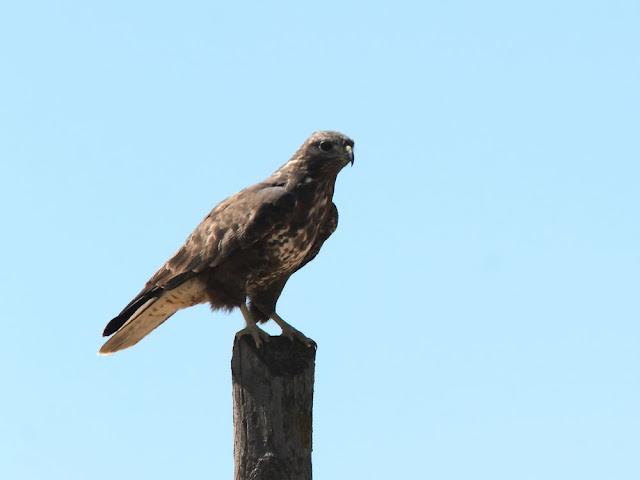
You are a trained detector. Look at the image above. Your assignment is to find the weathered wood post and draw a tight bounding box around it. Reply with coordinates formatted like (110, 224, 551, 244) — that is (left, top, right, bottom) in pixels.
(232, 335, 316, 480)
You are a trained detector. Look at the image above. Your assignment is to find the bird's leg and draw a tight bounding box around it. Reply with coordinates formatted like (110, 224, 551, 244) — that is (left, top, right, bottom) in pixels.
(236, 304, 270, 348)
(271, 312, 315, 347)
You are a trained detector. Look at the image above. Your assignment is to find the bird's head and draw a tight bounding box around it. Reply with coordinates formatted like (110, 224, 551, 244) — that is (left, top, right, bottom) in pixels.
(291, 131, 354, 175)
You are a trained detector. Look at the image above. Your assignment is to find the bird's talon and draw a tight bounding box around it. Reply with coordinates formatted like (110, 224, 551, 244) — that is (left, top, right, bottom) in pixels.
(236, 326, 270, 348)
(280, 326, 314, 347)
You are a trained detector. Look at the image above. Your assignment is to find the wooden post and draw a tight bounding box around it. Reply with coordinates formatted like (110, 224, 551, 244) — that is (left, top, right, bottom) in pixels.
(232, 335, 316, 480)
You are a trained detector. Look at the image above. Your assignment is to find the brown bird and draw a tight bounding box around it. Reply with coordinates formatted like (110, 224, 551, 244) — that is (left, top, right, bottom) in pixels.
(99, 131, 354, 354)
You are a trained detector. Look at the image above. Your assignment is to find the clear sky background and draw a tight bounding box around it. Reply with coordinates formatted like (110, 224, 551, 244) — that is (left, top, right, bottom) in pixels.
(1, 1, 639, 479)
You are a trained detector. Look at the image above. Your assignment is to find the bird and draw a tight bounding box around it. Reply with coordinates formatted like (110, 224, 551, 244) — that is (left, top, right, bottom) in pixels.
(99, 131, 354, 355)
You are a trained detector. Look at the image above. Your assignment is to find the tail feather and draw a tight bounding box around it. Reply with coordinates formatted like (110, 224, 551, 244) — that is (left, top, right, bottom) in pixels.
(103, 292, 159, 336)
(99, 277, 207, 355)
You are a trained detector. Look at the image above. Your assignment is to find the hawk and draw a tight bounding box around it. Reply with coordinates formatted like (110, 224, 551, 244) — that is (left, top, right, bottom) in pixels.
(99, 131, 354, 354)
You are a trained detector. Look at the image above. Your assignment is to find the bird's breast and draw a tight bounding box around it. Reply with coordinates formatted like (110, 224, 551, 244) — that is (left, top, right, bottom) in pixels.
(246, 192, 331, 290)
(263, 225, 315, 272)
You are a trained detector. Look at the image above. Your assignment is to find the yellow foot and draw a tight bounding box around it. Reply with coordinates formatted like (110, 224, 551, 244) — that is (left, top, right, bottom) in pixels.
(280, 325, 315, 347)
(235, 324, 271, 348)
(271, 313, 315, 347)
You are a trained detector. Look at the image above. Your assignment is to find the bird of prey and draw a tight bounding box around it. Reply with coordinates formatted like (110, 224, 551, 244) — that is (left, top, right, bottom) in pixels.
(99, 131, 354, 355)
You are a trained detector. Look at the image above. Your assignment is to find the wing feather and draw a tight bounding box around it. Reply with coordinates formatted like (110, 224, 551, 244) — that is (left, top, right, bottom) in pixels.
(145, 183, 295, 288)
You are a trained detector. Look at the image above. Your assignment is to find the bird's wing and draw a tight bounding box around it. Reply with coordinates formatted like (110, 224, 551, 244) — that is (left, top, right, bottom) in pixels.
(144, 183, 296, 288)
(100, 183, 296, 353)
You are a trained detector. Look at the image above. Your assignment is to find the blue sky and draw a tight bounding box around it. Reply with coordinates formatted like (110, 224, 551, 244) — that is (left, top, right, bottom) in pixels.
(1, 1, 639, 478)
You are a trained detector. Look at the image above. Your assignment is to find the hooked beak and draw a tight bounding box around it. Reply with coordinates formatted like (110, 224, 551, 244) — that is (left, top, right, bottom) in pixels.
(345, 144, 354, 166)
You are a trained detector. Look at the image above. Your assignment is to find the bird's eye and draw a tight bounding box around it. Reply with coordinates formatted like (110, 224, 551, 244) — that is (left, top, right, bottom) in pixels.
(318, 140, 333, 152)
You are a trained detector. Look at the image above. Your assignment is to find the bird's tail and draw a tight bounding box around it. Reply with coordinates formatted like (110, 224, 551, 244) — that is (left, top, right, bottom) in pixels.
(98, 277, 206, 355)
